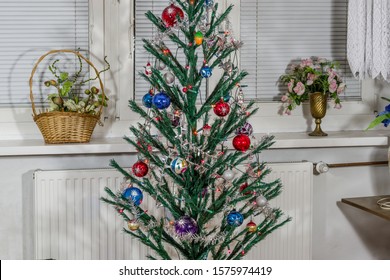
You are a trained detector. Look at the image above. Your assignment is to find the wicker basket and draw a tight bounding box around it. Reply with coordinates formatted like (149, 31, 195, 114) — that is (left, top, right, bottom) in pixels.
(29, 50, 105, 144)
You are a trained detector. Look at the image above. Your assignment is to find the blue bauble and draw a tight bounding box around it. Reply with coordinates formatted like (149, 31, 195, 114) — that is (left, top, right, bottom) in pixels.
(200, 65, 212, 78)
(227, 210, 244, 226)
(152, 91, 171, 110)
(123, 186, 143, 206)
(142, 93, 153, 108)
(204, 0, 214, 7)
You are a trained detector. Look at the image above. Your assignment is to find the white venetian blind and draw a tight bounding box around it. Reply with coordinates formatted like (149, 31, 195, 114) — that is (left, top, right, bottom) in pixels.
(240, 0, 361, 101)
(0, 0, 89, 105)
(135, 1, 165, 102)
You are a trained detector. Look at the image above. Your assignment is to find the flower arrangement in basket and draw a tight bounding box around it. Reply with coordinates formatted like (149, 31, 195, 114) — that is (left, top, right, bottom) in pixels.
(29, 50, 110, 144)
(279, 57, 346, 115)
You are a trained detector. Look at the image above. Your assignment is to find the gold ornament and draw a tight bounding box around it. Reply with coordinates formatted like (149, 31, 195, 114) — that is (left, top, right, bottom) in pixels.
(127, 219, 140, 231)
(246, 221, 257, 233)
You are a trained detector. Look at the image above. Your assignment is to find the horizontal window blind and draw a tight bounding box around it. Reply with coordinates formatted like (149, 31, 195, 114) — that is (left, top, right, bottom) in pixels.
(0, 0, 89, 106)
(240, 0, 361, 101)
(134, 1, 206, 102)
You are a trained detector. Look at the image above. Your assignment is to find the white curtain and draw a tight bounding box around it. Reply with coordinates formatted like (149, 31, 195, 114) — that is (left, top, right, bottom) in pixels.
(347, 0, 390, 81)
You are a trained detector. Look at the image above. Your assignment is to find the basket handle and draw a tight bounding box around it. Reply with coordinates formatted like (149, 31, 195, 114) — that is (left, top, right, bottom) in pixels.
(29, 49, 106, 118)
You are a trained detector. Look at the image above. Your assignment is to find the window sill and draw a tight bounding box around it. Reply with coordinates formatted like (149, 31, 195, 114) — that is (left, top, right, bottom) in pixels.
(0, 130, 387, 157)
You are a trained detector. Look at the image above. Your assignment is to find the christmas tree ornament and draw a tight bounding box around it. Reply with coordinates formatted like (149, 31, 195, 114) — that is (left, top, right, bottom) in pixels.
(157, 60, 166, 70)
(189, 0, 196, 5)
(222, 169, 235, 181)
(163, 71, 175, 84)
(237, 89, 244, 104)
(144, 62, 152, 76)
(132, 161, 149, 177)
(200, 64, 212, 78)
(174, 216, 198, 236)
(223, 93, 231, 102)
(247, 221, 257, 233)
(142, 92, 154, 108)
(182, 87, 188, 93)
(171, 115, 180, 127)
(256, 194, 268, 207)
(194, 31, 204, 45)
(204, 0, 214, 7)
(152, 91, 171, 109)
(128, 219, 140, 231)
(171, 157, 188, 174)
(123, 186, 143, 206)
(227, 209, 244, 226)
(239, 182, 251, 195)
(202, 124, 211, 136)
(161, 4, 184, 27)
(235, 122, 253, 136)
(213, 100, 230, 117)
(232, 134, 251, 151)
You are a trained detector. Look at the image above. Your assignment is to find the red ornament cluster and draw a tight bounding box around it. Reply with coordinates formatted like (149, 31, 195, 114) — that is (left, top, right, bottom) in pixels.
(161, 4, 184, 27)
(132, 161, 149, 177)
(233, 134, 251, 152)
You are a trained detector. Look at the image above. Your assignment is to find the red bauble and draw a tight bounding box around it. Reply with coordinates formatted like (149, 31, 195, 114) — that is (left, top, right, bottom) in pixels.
(132, 161, 149, 177)
(213, 100, 230, 117)
(161, 4, 184, 27)
(233, 134, 251, 152)
(239, 182, 251, 195)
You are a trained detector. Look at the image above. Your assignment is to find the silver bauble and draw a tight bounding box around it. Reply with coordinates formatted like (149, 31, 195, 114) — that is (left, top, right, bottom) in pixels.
(164, 72, 175, 84)
(222, 170, 235, 181)
(256, 195, 268, 207)
(157, 60, 166, 70)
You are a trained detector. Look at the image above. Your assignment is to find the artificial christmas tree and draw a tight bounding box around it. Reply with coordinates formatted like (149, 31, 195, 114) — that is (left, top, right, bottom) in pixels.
(102, 0, 290, 260)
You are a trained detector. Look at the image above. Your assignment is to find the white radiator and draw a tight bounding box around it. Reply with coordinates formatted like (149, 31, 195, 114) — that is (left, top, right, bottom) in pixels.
(28, 162, 312, 260)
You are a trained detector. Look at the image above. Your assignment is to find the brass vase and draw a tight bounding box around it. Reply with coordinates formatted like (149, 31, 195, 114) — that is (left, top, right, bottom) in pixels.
(308, 92, 328, 136)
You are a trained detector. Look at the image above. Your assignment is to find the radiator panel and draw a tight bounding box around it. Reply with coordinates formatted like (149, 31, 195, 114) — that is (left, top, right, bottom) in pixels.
(245, 162, 313, 260)
(31, 162, 313, 260)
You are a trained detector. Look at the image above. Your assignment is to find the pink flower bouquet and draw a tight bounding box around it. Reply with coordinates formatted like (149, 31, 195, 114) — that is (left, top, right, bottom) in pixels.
(280, 57, 346, 114)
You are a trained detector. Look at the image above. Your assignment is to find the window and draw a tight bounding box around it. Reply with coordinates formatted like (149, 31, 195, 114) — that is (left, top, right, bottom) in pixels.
(240, 0, 361, 101)
(0, 0, 89, 106)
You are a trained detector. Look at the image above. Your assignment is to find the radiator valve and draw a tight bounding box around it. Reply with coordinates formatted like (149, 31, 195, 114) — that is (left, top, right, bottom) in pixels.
(315, 161, 329, 174)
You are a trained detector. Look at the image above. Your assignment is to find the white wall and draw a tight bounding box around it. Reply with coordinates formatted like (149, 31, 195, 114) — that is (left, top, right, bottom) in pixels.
(1, 145, 389, 260)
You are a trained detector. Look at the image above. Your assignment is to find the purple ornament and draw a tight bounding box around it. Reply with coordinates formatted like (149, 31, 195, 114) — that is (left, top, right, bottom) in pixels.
(174, 216, 198, 236)
(235, 122, 253, 136)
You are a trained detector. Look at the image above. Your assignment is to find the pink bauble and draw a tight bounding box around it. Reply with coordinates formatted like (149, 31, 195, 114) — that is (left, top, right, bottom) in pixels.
(161, 4, 184, 27)
(213, 100, 230, 117)
(232, 134, 251, 152)
(132, 161, 149, 177)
